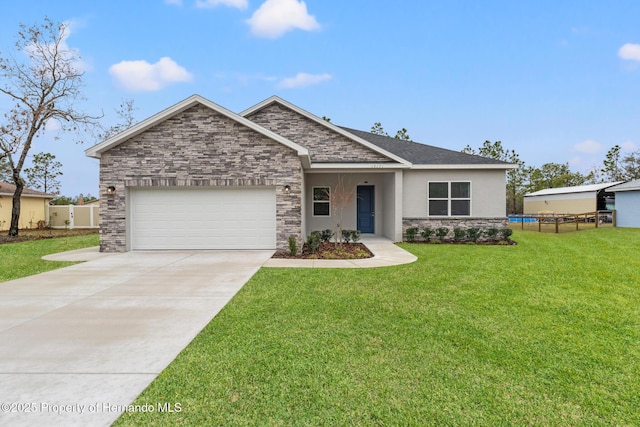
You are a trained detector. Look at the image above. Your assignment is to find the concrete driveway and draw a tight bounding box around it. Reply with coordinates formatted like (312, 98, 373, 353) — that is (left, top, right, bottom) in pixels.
(0, 249, 273, 427)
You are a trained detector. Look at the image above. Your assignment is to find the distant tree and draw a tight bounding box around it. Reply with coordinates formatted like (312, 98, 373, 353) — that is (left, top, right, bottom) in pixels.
(0, 156, 11, 182)
(98, 99, 137, 140)
(0, 17, 100, 236)
(601, 145, 624, 181)
(525, 162, 589, 193)
(322, 116, 331, 123)
(370, 122, 389, 136)
(25, 152, 63, 194)
(50, 195, 74, 205)
(463, 141, 526, 214)
(622, 151, 640, 180)
(51, 193, 98, 205)
(394, 128, 411, 141)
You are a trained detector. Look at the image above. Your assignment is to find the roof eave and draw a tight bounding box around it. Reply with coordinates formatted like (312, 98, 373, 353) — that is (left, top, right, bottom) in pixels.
(410, 164, 517, 170)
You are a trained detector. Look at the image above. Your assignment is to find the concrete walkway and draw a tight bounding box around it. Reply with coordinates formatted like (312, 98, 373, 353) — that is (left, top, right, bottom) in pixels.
(263, 236, 417, 268)
(0, 250, 273, 427)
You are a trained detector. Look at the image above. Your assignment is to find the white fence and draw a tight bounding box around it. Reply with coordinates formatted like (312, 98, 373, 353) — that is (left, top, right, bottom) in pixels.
(49, 205, 99, 229)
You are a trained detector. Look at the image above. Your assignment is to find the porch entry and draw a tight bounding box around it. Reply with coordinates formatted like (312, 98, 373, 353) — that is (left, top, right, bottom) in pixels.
(357, 185, 375, 233)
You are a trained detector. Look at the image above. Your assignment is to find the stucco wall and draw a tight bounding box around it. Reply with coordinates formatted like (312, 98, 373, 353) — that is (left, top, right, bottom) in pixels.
(0, 196, 50, 230)
(99, 104, 303, 252)
(615, 191, 640, 227)
(403, 169, 507, 218)
(246, 103, 391, 163)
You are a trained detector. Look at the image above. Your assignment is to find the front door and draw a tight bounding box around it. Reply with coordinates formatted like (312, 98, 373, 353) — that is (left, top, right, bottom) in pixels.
(357, 185, 375, 233)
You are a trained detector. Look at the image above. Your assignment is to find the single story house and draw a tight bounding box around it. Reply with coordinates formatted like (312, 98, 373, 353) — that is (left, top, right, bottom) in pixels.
(85, 95, 515, 252)
(523, 182, 622, 215)
(0, 182, 54, 230)
(607, 179, 640, 228)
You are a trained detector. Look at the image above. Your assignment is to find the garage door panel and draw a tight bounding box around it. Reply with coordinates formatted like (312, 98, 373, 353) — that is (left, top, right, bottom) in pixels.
(130, 187, 276, 250)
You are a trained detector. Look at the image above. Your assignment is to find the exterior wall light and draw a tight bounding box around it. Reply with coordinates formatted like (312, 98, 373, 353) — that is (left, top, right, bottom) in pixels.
(106, 186, 116, 194)
(284, 185, 291, 194)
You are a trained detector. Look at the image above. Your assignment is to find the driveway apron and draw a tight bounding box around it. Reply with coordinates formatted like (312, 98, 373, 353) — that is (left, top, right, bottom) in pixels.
(0, 250, 273, 427)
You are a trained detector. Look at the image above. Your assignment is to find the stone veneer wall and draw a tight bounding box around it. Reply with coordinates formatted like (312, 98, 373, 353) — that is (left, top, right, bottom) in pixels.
(99, 104, 303, 252)
(402, 217, 508, 241)
(246, 103, 392, 163)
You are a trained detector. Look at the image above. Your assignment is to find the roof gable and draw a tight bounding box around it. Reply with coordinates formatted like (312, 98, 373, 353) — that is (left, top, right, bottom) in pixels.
(241, 96, 410, 166)
(525, 181, 624, 197)
(85, 94, 309, 162)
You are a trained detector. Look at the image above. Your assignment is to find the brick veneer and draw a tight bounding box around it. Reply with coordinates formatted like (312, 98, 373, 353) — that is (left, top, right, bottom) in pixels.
(246, 103, 392, 163)
(99, 104, 302, 252)
(402, 217, 508, 241)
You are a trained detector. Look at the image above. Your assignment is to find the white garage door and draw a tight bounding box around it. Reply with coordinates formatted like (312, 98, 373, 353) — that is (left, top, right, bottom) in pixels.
(129, 187, 276, 250)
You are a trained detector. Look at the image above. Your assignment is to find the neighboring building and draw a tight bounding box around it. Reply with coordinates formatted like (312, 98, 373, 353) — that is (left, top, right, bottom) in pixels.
(0, 182, 54, 230)
(85, 95, 516, 252)
(523, 182, 622, 214)
(607, 180, 640, 228)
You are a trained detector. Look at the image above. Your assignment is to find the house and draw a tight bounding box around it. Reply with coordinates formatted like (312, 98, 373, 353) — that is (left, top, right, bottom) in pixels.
(0, 182, 54, 230)
(607, 180, 640, 228)
(523, 182, 622, 215)
(85, 95, 515, 252)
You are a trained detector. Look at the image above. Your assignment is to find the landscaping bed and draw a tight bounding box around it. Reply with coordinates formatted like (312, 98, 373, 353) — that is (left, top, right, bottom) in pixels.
(0, 228, 99, 245)
(273, 242, 373, 259)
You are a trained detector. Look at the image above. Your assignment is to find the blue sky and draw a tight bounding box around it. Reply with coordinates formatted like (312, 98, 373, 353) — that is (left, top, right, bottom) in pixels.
(1, 0, 639, 197)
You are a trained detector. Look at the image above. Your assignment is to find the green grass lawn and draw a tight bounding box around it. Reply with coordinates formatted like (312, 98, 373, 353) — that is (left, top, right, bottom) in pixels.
(0, 234, 99, 282)
(117, 228, 639, 426)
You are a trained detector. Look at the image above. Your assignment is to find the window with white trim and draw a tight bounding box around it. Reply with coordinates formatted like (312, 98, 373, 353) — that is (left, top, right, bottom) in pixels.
(428, 182, 471, 216)
(313, 186, 330, 216)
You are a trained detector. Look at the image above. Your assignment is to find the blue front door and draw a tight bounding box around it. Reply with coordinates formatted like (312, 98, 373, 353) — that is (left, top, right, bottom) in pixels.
(357, 185, 375, 233)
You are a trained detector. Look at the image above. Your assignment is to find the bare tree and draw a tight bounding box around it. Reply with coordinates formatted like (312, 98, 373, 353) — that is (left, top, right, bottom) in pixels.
(0, 17, 99, 236)
(326, 175, 356, 247)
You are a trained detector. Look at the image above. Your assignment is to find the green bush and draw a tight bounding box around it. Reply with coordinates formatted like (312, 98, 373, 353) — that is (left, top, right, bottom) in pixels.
(288, 236, 298, 256)
(320, 229, 333, 243)
(306, 231, 321, 253)
(485, 227, 500, 242)
(500, 228, 513, 242)
(453, 227, 466, 242)
(351, 230, 361, 243)
(420, 228, 434, 242)
(405, 227, 419, 242)
(342, 229, 353, 243)
(466, 227, 483, 242)
(435, 227, 449, 242)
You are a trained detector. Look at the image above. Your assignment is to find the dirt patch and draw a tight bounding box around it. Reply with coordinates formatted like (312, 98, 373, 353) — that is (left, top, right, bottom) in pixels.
(0, 228, 99, 245)
(273, 242, 373, 259)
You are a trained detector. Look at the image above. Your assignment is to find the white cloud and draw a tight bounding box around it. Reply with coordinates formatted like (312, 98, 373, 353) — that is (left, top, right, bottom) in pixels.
(573, 139, 603, 155)
(621, 140, 639, 152)
(109, 57, 193, 92)
(247, 0, 320, 38)
(277, 72, 331, 89)
(618, 43, 640, 61)
(196, 0, 248, 9)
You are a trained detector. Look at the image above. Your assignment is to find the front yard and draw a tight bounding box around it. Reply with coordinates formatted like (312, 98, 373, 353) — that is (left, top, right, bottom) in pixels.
(116, 228, 640, 426)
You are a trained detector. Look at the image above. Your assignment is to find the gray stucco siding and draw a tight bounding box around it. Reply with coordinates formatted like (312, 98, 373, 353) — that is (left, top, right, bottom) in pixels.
(246, 103, 392, 163)
(99, 104, 302, 252)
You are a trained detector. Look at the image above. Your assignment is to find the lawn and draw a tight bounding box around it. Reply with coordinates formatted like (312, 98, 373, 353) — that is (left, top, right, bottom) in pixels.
(116, 228, 640, 426)
(0, 233, 99, 282)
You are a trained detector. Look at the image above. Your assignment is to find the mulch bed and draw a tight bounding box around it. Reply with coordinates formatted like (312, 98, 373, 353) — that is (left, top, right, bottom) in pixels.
(0, 228, 99, 245)
(273, 242, 373, 259)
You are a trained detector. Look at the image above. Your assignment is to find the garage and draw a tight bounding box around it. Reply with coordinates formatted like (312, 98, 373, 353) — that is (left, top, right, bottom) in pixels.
(129, 186, 276, 250)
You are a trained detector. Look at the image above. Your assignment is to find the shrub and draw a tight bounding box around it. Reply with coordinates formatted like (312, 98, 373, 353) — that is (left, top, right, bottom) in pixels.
(288, 236, 298, 256)
(351, 230, 361, 243)
(500, 228, 513, 242)
(453, 227, 466, 242)
(342, 229, 353, 243)
(466, 227, 483, 242)
(320, 229, 333, 243)
(485, 227, 500, 242)
(420, 227, 434, 242)
(405, 227, 419, 242)
(435, 227, 449, 242)
(306, 231, 321, 253)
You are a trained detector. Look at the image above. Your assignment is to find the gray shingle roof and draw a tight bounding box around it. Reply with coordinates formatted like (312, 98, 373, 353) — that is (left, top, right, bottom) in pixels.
(0, 181, 54, 198)
(340, 127, 512, 166)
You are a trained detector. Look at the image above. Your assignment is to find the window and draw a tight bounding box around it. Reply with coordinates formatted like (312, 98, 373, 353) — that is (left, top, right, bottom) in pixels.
(428, 182, 470, 216)
(313, 186, 330, 216)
